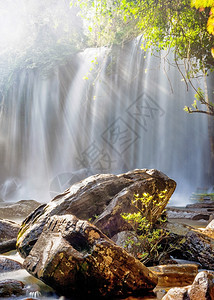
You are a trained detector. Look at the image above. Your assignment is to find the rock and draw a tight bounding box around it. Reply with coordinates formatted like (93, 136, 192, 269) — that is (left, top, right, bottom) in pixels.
(162, 221, 214, 270)
(167, 200, 214, 222)
(22, 214, 158, 298)
(0, 219, 20, 253)
(179, 230, 214, 270)
(162, 286, 189, 300)
(203, 219, 214, 238)
(0, 239, 17, 254)
(0, 219, 20, 241)
(149, 264, 198, 288)
(112, 230, 140, 255)
(17, 169, 176, 257)
(0, 200, 41, 221)
(94, 169, 176, 237)
(163, 271, 214, 300)
(0, 279, 25, 297)
(0, 256, 23, 272)
(206, 219, 214, 230)
(188, 271, 214, 300)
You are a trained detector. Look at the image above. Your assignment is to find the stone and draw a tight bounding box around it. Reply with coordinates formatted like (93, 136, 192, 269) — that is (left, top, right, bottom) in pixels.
(17, 169, 176, 258)
(0, 219, 20, 242)
(163, 271, 214, 300)
(0, 239, 17, 254)
(203, 219, 214, 238)
(149, 264, 198, 288)
(112, 230, 140, 255)
(0, 219, 20, 253)
(0, 200, 41, 221)
(162, 287, 189, 300)
(167, 200, 214, 222)
(0, 279, 25, 297)
(188, 271, 214, 300)
(162, 221, 214, 270)
(23, 214, 158, 298)
(0, 257, 23, 272)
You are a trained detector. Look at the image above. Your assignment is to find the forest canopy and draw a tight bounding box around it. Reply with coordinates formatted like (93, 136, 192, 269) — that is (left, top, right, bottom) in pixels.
(71, 0, 214, 115)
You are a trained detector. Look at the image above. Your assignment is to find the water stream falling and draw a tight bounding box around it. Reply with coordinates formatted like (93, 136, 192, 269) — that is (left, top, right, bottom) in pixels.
(0, 39, 212, 205)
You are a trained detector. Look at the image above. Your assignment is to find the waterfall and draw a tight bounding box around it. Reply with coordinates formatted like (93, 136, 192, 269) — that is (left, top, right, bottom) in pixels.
(0, 39, 212, 205)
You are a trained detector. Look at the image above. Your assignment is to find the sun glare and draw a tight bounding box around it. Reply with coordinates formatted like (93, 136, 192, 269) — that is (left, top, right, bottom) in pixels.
(0, 9, 26, 47)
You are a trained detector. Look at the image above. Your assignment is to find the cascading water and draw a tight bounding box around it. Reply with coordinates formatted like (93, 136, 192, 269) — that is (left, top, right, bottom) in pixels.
(0, 38, 212, 205)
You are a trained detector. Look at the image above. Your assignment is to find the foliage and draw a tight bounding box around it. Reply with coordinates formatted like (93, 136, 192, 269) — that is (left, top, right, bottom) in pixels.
(0, 0, 86, 96)
(121, 191, 174, 266)
(71, 0, 214, 115)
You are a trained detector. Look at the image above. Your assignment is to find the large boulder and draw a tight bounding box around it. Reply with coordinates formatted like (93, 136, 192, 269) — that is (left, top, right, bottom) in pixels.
(17, 169, 176, 258)
(22, 214, 158, 298)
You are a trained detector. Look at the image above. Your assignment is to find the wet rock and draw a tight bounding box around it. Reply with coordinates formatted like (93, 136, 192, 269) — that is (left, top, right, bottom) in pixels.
(22, 214, 158, 298)
(0, 256, 23, 272)
(0, 279, 25, 297)
(0, 200, 41, 221)
(17, 169, 176, 257)
(149, 264, 198, 288)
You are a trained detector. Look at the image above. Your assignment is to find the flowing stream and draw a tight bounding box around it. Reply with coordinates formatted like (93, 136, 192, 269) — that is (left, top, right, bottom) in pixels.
(0, 39, 212, 205)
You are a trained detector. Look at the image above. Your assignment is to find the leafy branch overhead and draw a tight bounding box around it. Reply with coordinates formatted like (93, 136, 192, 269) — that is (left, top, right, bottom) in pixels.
(71, 0, 214, 115)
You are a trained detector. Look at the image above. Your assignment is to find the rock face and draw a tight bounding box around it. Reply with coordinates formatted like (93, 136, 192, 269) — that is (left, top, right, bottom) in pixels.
(17, 169, 176, 257)
(22, 214, 158, 298)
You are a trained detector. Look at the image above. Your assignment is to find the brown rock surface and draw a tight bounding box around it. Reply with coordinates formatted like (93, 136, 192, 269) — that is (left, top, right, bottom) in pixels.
(17, 169, 176, 258)
(0, 279, 25, 297)
(149, 264, 198, 287)
(0, 219, 20, 253)
(0, 219, 20, 242)
(23, 214, 158, 298)
(0, 200, 41, 221)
